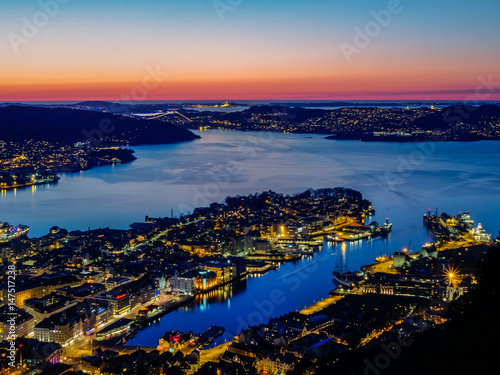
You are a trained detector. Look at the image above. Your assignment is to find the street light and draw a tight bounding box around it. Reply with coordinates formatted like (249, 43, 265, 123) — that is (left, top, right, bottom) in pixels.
(443, 265, 461, 287)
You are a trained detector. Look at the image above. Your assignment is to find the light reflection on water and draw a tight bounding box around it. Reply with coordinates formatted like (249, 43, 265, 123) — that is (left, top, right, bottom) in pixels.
(2, 130, 500, 346)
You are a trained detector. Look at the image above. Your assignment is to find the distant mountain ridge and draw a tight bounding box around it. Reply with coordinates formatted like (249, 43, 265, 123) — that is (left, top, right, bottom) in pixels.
(0, 105, 199, 145)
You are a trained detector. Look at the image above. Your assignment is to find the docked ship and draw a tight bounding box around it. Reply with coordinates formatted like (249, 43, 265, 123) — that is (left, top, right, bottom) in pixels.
(0, 222, 30, 243)
(375, 254, 391, 263)
(332, 270, 359, 287)
(471, 223, 491, 242)
(424, 209, 491, 242)
(369, 218, 392, 236)
(136, 304, 164, 322)
(336, 225, 371, 241)
(335, 218, 392, 241)
(326, 234, 344, 243)
(332, 242, 363, 288)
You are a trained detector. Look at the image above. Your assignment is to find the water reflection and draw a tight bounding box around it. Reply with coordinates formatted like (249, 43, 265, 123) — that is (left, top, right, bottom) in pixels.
(188, 277, 248, 310)
(1, 130, 500, 346)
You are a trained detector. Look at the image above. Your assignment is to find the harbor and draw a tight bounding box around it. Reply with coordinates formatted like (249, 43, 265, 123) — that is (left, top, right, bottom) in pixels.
(0, 221, 29, 243)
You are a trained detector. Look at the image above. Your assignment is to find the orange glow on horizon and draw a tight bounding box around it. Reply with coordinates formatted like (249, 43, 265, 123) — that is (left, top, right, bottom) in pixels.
(3, 74, 499, 102)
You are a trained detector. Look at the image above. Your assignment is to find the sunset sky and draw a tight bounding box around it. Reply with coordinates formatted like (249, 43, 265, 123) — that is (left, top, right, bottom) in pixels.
(1, 0, 500, 101)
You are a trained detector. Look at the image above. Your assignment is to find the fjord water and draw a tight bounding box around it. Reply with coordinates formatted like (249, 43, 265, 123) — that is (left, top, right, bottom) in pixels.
(2, 130, 500, 346)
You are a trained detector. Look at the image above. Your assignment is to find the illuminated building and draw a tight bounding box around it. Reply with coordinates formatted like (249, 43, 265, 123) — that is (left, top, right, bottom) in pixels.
(169, 272, 196, 295)
(34, 305, 97, 346)
(200, 260, 236, 284)
(94, 292, 130, 316)
(1, 273, 80, 308)
(195, 270, 217, 291)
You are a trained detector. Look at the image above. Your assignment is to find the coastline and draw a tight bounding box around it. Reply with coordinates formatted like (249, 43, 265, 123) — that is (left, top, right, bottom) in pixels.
(324, 134, 500, 142)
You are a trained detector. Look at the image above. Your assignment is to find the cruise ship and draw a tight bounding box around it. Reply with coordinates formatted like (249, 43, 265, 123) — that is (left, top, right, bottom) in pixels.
(335, 219, 392, 241)
(471, 223, 491, 242)
(0, 222, 30, 243)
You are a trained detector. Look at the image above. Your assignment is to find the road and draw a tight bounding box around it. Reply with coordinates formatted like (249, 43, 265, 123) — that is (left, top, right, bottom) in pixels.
(124, 218, 204, 252)
(199, 341, 233, 364)
(61, 293, 181, 363)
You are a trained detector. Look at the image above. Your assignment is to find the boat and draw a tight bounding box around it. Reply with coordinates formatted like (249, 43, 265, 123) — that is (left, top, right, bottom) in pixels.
(380, 219, 392, 235)
(471, 223, 491, 242)
(0, 222, 29, 243)
(332, 270, 358, 287)
(336, 224, 372, 241)
(327, 234, 344, 243)
(332, 242, 361, 287)
(368, 219, 392, 237)
(375, 255, 391, 263)
(136, 304, 164, 322)
(337, 231, 371, 241)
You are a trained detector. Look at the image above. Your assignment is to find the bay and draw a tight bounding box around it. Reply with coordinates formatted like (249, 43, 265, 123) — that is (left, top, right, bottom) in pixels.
(2, 130, 499, 346)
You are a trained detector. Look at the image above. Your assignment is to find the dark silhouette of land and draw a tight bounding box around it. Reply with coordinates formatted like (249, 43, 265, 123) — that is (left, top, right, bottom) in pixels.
(0, 106, 199, 145)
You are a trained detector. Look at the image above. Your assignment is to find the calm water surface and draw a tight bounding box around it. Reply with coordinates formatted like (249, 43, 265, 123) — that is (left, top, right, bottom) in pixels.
(2, 130, 499, 346)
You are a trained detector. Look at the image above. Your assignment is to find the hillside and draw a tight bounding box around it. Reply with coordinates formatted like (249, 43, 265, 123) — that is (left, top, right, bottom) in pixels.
(0, 105, 200, 145)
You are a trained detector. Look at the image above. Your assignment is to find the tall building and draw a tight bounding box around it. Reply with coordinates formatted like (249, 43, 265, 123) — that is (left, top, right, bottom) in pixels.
(170, 272, 196, 295)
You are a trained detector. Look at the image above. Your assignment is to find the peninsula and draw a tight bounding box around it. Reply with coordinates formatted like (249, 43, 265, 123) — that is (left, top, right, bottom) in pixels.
(0, 106, 200, 189)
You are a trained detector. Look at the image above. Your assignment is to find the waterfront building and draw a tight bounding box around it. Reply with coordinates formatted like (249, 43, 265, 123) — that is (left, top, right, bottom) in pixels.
(298, 217, 324, 235)
(362, 279, 440, 298)
(227, 342, 258, 360)
(200, 260, 235, 284)
(362, 273, 442, 298)
(227, 257, 247, 277)
(194, 270, 217, 291)
(169, 272, 196, 295)
(419, 243, 438, 258)
(158, 330, 195, 352)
